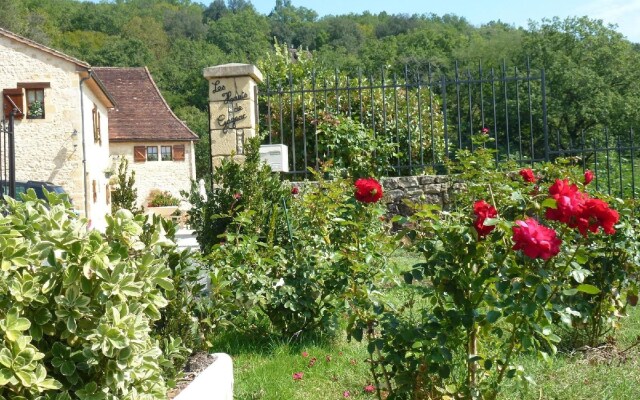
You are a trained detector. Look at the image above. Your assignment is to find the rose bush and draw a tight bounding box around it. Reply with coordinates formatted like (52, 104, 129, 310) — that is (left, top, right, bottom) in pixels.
(350, 134, 639, 399)
(206, 169, 392, 336)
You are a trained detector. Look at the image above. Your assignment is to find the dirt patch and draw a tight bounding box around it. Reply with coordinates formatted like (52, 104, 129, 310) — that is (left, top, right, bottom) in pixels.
(167, 352, 218, 399)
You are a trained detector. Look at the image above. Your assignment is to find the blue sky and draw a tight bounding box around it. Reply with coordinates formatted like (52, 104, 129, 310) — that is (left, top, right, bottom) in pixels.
(241, 0, 640, 42)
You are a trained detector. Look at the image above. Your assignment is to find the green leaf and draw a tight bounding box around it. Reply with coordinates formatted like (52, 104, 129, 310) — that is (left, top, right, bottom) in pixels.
(576, 284, 601, 294)
(541, 198, 557, 209)
(486, 310, 501, 323)
(0, 368, 12, 385)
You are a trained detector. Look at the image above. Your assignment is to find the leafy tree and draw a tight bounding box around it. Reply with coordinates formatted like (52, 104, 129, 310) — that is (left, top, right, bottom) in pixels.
(111, 157, 140, 213)
(174, 105, 211, 178)
(206, 6, 270, 62)
(522, 17, 640, 142)
(203, 0, 228, 22)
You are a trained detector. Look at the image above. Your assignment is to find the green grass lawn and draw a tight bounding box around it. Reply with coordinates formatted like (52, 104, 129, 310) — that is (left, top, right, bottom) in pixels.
(213, 252, 640, 400)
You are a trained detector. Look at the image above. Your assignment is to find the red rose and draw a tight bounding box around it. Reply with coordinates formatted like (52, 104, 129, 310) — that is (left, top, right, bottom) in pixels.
(584, 170, 594, 185)
(519, 168, 536, 183)
(545, 179, 587, 227)
(291, 186, 299, 195)
(512, 218, 561, 260)
(481, 127, 490, 134)
(354, 178, 383, 203)
(578, 198, 619, 235)
(473, 200, 498, 238)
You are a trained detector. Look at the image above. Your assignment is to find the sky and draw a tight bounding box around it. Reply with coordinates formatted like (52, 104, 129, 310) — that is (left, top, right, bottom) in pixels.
(241, 0, 640, 42)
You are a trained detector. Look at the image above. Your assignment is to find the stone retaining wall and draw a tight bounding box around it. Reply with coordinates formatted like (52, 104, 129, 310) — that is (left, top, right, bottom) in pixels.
(382, 175, 463, 216)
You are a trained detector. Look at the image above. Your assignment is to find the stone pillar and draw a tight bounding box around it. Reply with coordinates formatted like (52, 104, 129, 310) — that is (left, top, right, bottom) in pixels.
(203, 63, 263, 169)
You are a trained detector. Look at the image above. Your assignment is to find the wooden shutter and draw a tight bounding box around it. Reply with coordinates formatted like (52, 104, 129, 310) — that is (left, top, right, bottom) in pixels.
(173, 144, 185, 161)
(134, 146, 146, 162)
(3, 88, 24, 120)
(93, 105, 101, 144)
(92, 180, 97, 203)
(106, 183, 111, 205)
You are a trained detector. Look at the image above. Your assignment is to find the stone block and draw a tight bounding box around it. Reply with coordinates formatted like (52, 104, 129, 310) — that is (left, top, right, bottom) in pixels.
(204, 63, 263, 83)
(210, 100, 255, 131)
(207, 76, 257, 104)
(382, 178, 399, 190)
(384, 189, 404, 202)
(398, 176, 419, 188)
(419, 175, 436, 185)
(210, 128, 256, 157)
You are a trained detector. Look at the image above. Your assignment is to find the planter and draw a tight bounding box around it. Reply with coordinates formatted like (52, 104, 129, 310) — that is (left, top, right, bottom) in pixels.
(173, 353, 234, 400)
(145, 205, 178, 219)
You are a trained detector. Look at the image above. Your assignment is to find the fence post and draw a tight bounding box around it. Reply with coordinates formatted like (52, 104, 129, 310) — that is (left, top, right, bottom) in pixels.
(203, 64, 264, 172)
(8, 110, 15, 199)
(541, 68, 550, 162)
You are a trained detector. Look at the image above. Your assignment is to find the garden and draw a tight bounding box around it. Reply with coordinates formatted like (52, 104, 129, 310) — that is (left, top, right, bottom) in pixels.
(0, 128, 638, 399)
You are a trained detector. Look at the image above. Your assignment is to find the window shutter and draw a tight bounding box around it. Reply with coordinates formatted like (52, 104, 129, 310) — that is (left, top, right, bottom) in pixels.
(106, 183, 111, 205)
(134, 146, 146, 162)
(173, 145, 185, 161)
(3, 88, 24, 120)
(92, 180, 97, 203)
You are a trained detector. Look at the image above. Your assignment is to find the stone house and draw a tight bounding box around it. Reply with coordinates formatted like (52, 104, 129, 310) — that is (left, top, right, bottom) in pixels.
(0, 27, 115, 230)
(93, 67, 198, 208)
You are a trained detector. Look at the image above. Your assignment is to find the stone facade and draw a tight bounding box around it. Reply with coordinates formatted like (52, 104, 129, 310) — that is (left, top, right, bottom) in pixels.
(110, 141, 196, 207)
(0, 31, 113, 230)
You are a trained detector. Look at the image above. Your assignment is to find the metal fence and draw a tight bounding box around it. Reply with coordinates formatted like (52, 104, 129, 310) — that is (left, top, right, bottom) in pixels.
(260, 63, 639, 199)
(0, 113, 16, 198)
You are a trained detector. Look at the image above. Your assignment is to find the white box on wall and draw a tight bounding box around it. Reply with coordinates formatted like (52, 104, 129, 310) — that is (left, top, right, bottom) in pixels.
(259, 144, 289, 172)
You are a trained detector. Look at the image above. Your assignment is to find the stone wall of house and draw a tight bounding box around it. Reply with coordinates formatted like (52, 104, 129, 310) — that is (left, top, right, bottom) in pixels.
(381, 175, 456, 215)
(0, 35, 111, 229)
(109, 141, 196, 208)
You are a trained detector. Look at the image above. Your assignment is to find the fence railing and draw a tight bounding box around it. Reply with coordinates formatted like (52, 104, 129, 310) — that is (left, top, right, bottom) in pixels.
(259, 63, 639, 199)
(0, 113, 16, 198)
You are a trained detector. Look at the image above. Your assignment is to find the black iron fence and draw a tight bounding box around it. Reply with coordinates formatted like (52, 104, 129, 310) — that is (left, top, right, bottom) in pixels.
(0, 113, 16, 198)
(260, 63, 639, 199)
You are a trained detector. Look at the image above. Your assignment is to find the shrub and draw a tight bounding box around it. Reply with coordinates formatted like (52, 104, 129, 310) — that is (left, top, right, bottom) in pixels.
(183, 136, 289, 254)
(147, 190, 180, 207)
(315, 113, 396, 178)
(207, 172, 392, 336)
(110, 157, 140, 214)
(0, 191, 175, 399)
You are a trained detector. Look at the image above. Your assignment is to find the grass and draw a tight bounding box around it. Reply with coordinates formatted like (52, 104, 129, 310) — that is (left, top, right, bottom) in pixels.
(212, 329, 373, 399)
(213, 252, 640, 400)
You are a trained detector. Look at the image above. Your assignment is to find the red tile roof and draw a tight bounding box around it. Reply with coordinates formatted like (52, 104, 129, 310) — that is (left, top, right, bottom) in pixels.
(92, 67, 198, 142)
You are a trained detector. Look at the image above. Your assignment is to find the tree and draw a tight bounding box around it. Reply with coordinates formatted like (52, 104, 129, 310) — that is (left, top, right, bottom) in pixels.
(111, 157, 140, 213)
(522, 17, 640, 141)
(204, 0, 228, 22)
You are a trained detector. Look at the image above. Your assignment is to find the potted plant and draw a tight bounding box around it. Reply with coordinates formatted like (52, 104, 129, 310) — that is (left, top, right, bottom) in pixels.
(145, 190, 181, 219)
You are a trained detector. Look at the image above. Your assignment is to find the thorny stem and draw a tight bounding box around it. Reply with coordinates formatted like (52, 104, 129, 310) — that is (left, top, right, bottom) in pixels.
(366, 327, 388, 400)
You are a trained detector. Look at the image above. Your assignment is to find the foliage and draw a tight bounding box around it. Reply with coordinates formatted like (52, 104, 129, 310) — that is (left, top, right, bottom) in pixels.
(145, 215, 210, 386)
(110, 157, 139, 214)
(314, 114, 396, 178)
(259, 41, 447, 177)
(349, 135, 639, 399)
(182, 136, 289, 255)
(146, 190, 180, 208)
(0, 191, 176, 399)
(206, 171, 392, 336)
